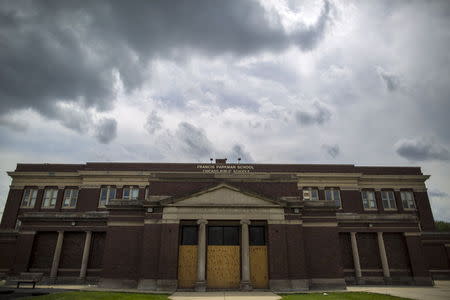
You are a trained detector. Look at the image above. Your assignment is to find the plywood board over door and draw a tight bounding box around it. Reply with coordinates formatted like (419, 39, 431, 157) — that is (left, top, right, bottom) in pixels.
(178, 245, 198, 288)
(207, 246, 240, 288)
(250, 245, 269, 288)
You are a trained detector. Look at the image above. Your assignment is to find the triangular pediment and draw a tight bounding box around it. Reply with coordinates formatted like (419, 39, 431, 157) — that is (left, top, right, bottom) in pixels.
(163, 183, 282, 207)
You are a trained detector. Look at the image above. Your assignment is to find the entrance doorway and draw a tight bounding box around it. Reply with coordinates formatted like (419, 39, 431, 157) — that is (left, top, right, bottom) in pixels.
(207, 226, 240, 288)
(249, 225, 269, 288)
(177, 222, 269, 290)
(178, 225, 198, 288)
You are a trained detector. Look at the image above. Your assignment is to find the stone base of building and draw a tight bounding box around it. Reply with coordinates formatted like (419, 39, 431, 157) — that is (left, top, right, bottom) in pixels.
(309, 278, 347, 290)
(345, 276, 434, 286)
(155, 279, 178, 292)
(413, 276, 434, 286)
(137, 279, 157, 290)
(99, 278, 138, 289)
(269, 279, 309, 291)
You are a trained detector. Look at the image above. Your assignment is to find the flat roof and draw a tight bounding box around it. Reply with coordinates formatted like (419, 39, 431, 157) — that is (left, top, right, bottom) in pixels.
(13, 162, 423, 176)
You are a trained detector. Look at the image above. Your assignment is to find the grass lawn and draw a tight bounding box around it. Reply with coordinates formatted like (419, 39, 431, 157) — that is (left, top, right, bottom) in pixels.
(280, 292, 411, 300)
(22, 291, 170, 300)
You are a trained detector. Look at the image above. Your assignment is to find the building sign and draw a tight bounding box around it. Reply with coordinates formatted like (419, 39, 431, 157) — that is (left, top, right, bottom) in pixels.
(196, 164, 254, 174)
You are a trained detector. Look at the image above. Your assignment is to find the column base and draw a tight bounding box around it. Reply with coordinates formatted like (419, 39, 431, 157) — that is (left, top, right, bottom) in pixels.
(48, 277, 57, 284)
(194, 280, 207, 292)
(240, 280, 252, 291)
(77, 277, 87, 284)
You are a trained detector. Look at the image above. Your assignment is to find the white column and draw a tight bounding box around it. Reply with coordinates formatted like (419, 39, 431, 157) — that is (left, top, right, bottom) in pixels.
(350, 232, 362, 280)
(240, 219, 252, 291)
(377, 232, 390, 278)
(50, 231, 64, 281)
(195, 219, 207, 291)
(79, 231, 92, 280)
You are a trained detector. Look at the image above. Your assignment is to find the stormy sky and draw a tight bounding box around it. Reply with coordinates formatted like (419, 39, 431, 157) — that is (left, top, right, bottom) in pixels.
(1, 0, 450, 221)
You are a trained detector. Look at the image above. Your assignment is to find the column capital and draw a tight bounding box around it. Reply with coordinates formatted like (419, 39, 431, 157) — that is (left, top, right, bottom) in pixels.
(57, 230, 64, 234)
(377, 231, 383, 237)
(240, 219, 251, 225)
(350, 232, 357, 236)
(197, 219, 208, 225)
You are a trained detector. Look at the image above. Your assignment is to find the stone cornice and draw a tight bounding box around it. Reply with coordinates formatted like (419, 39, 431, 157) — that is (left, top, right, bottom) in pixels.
(19, 211, 108, 221)
(336, 212, 418, 223)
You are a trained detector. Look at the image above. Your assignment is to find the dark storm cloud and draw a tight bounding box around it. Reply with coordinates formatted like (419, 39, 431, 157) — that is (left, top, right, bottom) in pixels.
(95, 118, 117, 144)
(295, 102, 331, 126)
(395, 137, 450, 162)
(144, 111, 162, 135)
(175, 122, 214, 159)
(0, 0, 333, 132)
(322, 144, 340, 158)
(47, 104, 92, 133)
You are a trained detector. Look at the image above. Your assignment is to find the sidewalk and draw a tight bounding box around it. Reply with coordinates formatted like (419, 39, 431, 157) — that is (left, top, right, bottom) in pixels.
(170, 291, 281, 300)
(347, 280, 450, 300)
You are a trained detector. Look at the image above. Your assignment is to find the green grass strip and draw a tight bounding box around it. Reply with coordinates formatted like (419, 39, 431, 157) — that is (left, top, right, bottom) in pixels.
(280, 292, 412, 300)
(22, 291, 170, 300)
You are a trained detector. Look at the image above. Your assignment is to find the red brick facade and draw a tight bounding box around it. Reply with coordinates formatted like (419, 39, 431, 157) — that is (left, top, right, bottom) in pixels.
(0, 161, 448, 290)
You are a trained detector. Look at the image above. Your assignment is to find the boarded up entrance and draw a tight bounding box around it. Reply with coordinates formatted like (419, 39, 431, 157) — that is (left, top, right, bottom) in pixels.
(250, 246, 268, 288)
(207, 226, 240, 289)
(207, 245, 240, 288)
(249, 226, 269, 288)
(178, 245, 198, 288)
(178, 226, 198, 288)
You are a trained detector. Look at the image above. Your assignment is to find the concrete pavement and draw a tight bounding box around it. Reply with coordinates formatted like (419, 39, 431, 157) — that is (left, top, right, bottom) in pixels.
(170, 291, 281, 300)
(347, 280, 450, 300)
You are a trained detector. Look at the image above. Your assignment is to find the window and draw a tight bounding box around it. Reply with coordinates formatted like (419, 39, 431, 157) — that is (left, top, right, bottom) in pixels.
(98, 186, 116, 208)
(361, 190, 377, 209)
(249, 226, 265, 245)
(123, 186, 139, 200)
(325, 188, 341, 207)
(381, 190, 396, 210)
(401, 191, 416, 209)
(21, 188, 37, 208)
(62, 189, 78, 208)
(145, 186, 149, 200)
(15, 219, 22, 230)
(208, 226, 239, 245)
(303, 187, 319, 201)
(181, 226, 198, 245)
(42, 188, 58, 208)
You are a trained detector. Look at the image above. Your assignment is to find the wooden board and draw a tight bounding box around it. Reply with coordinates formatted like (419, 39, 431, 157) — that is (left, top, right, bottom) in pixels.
(250, 245, 269, 288)
(178, 245, 198, 288)
(207, 246, 240, 288)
